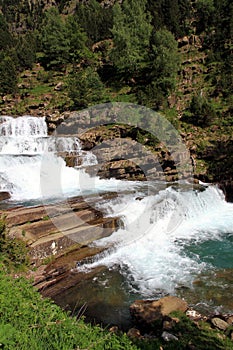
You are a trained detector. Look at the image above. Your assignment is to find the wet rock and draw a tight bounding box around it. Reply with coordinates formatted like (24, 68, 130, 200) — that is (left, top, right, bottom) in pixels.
(211, 317, 229, 331)
(0, 191, 10, 201)
(219, 180, 233, 202)
(1, 193, 119, 266)
(130, 296, 188, 325)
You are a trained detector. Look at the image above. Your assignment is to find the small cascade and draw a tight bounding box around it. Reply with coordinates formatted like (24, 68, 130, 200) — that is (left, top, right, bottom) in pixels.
(0, 115, 47, 137)
(78, 185, 233, 297)
(0, 115, 98, 200)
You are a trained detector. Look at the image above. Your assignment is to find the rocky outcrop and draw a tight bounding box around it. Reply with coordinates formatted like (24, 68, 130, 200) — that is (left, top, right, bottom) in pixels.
(128, 296, 233, 346)
(219, 180, 233, 202)
(56, 118, 193, 182)
(1, 192, 119, 266)
(130, 296, 188, 326)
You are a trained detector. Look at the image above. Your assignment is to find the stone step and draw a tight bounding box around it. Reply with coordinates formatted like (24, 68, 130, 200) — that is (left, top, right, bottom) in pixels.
(1, 192, 119, 266)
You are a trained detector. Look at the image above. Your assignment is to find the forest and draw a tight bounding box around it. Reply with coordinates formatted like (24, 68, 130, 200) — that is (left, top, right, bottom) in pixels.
(0, 0, 232, 127)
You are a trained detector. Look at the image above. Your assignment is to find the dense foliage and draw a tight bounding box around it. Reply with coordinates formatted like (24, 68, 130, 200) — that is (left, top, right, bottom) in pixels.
(0, 0, 232, 126)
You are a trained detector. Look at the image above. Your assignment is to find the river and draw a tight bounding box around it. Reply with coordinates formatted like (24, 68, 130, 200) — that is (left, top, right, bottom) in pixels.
(0, 114, 233, 327)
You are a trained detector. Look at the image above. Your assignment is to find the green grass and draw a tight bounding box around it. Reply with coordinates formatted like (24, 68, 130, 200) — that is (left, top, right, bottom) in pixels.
(1, 214, 233, 350)
(30, 84, 52, 95)
(0, 271, 139, 350)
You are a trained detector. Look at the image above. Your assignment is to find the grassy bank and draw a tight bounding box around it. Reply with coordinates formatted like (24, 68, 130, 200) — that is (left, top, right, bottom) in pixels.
(1, 270, 233, 350)
(1, 217, 233, 349)
(0, 271, 140, 350)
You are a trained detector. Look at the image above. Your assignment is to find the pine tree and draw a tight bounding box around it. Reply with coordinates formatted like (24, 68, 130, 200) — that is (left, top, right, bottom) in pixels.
(0, 53, 18, 95)
(110, 0, 152, 76)
(137, 29, 180, 109)
(74, 0, 113, 43)
(65, 15, 95, 65)
(39, 7, 70, 69)
(67, 67, 107, 109)
(0, 14, 14, 51)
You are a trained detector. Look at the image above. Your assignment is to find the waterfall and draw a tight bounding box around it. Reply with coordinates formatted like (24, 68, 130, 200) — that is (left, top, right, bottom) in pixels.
(78, 185, 233, 297)
(0, 115, 99, 200)
(1, 115, 233, 304)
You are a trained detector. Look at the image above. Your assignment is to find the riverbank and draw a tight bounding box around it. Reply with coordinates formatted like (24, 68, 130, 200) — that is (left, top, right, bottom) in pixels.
(1, 192, 233, 348)
(1, 267, 233, 349)
(0, 113, 233, 349)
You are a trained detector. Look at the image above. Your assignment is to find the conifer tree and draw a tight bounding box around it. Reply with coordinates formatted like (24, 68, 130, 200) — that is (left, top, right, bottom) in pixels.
(0, 53, 18, 95)
(39, 7, 69, 69)
(110, 0, 152, 76)
(67, 67, 107, 109)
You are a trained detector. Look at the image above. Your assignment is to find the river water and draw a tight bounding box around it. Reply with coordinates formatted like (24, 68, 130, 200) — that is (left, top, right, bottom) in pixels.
(1, 115, 233, 326)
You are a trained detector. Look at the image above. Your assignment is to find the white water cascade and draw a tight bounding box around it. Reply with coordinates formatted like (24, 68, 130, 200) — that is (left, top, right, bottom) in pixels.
(1, 115, 233, 304)
(0, 115, 99, 201)
(79, 183, 233, 297)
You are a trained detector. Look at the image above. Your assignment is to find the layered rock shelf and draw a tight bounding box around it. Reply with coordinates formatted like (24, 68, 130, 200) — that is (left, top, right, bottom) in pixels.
(1, 192, 119, 266)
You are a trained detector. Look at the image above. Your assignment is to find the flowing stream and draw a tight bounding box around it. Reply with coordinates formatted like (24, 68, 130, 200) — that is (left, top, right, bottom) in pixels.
(1, 115, 233, 326)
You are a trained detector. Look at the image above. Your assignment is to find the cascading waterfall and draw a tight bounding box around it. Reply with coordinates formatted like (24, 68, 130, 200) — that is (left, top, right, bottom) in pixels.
(78, 184, 233, 297)
(1, 115, 233, 314)
(0, 115, 99, 200)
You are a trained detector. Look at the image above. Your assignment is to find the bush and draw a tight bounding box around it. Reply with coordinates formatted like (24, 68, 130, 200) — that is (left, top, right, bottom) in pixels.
(0, 217, 29, 271)
(187, 95, 217, 127)
(0, 52, 18, 95)
(67, 67, 108, 109)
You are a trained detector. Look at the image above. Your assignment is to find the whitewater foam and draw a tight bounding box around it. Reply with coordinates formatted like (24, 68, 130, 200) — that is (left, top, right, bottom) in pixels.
(78, 185, 233, 296)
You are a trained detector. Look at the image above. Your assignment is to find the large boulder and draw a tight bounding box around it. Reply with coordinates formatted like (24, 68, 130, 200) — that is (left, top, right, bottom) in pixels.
(130, 296, 188, 325)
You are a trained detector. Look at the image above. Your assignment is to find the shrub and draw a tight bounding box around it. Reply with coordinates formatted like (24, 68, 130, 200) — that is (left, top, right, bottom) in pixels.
(0, 217, 29, 271)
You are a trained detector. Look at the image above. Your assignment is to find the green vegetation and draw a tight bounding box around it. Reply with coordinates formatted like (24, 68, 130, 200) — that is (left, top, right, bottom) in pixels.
(0, 271, 140, 350)
(0, 2, 232, 349)
(0, 0, 232, 119)
(0, 217, 29, 272)
(110, 0, 152, 76)
(67, 66, 108, 109)
(160, 311, 233, 349)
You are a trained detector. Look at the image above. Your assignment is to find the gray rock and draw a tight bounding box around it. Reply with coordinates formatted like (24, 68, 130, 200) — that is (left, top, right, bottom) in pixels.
(161, 331, 178, 342)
